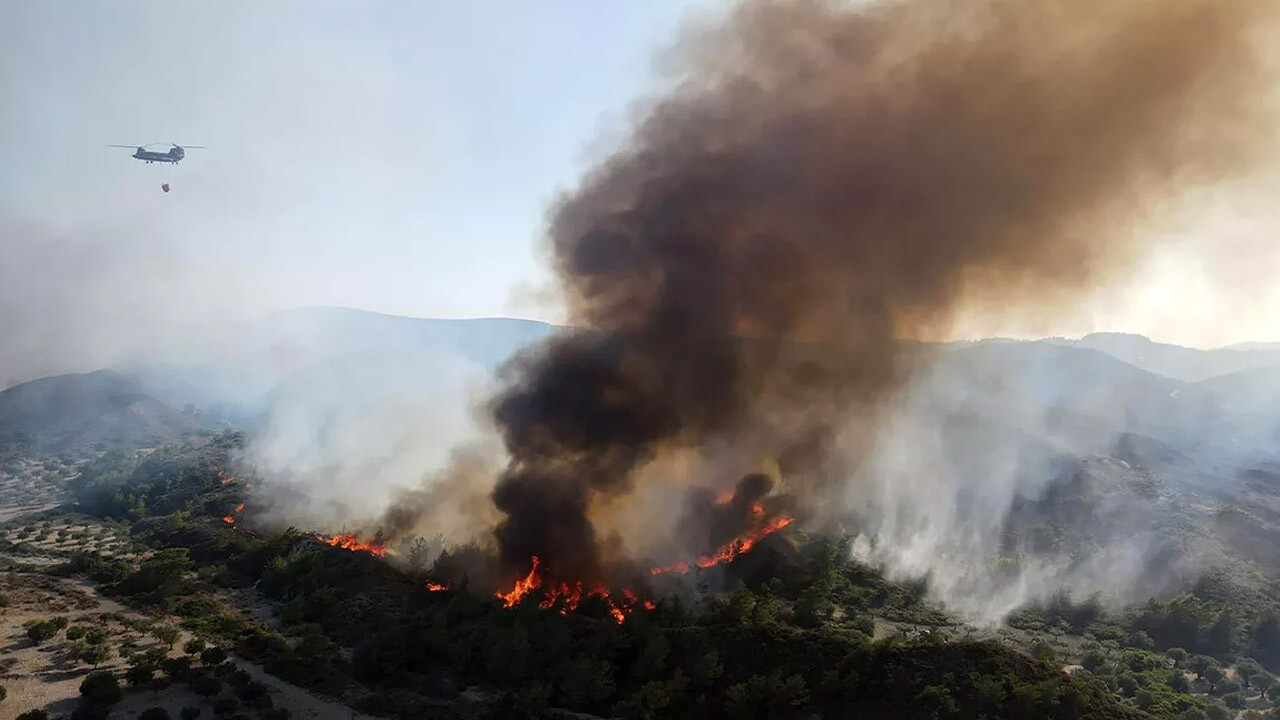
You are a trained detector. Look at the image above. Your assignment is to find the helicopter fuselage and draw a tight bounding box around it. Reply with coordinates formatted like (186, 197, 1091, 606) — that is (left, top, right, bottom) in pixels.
(132, 148, 184, 164)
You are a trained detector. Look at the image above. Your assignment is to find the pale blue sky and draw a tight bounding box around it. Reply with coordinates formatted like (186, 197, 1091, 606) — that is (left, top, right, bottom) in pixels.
(0, 0, 726, 381)
(1, 0, 1277, 385)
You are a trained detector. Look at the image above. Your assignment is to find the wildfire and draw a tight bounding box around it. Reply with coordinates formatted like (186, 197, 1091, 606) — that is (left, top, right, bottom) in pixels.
(651, 514, 795, 576)
(314, 532, 388, 558)
(222, 502, 246, 526)
(426, 582, 449, 592)
(494, 556, 652, 624)
(219, 471, 237, 485)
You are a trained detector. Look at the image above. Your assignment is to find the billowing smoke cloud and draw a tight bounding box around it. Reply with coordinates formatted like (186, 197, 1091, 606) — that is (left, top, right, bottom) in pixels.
(482, 0, 1279, 586)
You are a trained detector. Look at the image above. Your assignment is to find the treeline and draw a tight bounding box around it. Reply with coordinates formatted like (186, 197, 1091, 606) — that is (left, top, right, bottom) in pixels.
(1010, 580, 1280, 672)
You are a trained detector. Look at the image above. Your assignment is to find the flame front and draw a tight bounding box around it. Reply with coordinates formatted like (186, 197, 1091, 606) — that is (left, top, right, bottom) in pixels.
(222, 502, 246, 526)
(315, 532, 388, 557)
(495, 556, 651, 624)
(651, 514, 795, 575)
(426, 582, 448, 592)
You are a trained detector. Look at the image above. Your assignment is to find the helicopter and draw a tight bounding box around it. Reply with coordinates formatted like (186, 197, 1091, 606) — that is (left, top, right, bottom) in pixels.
(107, 142, 205, 164)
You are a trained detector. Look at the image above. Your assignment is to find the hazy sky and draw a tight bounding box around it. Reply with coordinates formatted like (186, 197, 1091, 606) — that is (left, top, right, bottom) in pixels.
(1, 0, 1278, 386)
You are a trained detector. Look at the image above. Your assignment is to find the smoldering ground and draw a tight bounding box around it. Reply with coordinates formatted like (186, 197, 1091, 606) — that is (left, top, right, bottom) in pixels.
(453, 0, 1280, 592)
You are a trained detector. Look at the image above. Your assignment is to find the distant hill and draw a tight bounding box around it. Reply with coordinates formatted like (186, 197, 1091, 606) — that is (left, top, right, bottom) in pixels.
(117, 307, 559, 413)
(0, 369, 200, 455)
(1045, 332, 1280, 382)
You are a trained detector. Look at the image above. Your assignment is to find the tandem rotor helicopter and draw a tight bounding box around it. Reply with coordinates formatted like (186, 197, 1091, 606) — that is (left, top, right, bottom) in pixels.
(107, 142, 206, 193)
(108, 142, 205, 164)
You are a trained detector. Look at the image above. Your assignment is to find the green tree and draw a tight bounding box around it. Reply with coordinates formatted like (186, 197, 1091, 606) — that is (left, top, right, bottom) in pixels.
(1204, 705, 1230, 720)
(688, 650, 723, 690)
(1203, 665, 1224, 691)
(79, 671, 122, 706)
(727, 587, 756, 623)
(1167, 647, 1189, 666)
(1128, 631, 1155, 650)
(629, 635, 669, 683)
(26, 620, 60, 645)
(200, 646, 228, 667)
(1030, 641, 1057, 664)
(1214, 677, 1240, 696)
(1207, 611, 1239, 656)
(74, 641, 112, 668)
(485, 626, 530, 682)
(180, 707, 202, 720)
(152, 625, 180, 649)
(613, 681, 671, 720)
(191, 674, 222, 698)
(1234, 658, 1264, 688)
(725, 673, 809, 719)
(1189, 655, 1215, 678)
(126, 664, 156, 687)
(161, 656, 192, 680)
(1223, 691, 1245, 709)
(558, 657, 615, 708)
(126, 548, 193, 599)
(1134, 689, 1155, 709)
(0, 684, 6, 702)
(1081, 650, 1107, 672)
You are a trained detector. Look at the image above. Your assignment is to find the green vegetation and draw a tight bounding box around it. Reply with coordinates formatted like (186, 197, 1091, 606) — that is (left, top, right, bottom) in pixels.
(25, 616, 68, 645)
(78, 670, 122, 706)
(42, 434, 1161, 720)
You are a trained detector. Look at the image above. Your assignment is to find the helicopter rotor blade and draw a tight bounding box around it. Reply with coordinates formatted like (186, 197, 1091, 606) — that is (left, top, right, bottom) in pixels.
(106, 144, 139, 148)
(178, 145, 207, 149)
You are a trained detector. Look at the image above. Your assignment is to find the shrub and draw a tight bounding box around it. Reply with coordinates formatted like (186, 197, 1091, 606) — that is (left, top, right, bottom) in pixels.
(180, 707, 202, 720)
(126, 663, 156, 686)
(139, 708, 172, 720)
(17, 711, 50, 720)
(201, 646, 229, 667)
(1214, 678, 1241, 696)
(26, 620, 60, 645)
(162, 656, 193, 680)
(79, 670, 122, 705)
(191, 674, 222, 698)
(184, 638, 207, 655)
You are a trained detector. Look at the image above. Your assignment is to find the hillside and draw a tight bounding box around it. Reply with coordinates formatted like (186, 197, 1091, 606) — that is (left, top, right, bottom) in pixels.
(0, 370, 201, 456)
(118, 307, 558, 414)
(1046, 332, 1280, 383)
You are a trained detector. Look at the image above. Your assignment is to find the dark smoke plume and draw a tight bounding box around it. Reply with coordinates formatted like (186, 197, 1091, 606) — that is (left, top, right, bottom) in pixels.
(487, 0, 1277, 585)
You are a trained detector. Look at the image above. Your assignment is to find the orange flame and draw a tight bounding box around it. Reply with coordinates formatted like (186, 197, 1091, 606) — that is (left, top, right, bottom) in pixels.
(314, 532, 388, 557)
(651, 514, 795, 575)
(496, 555, 543, 607)
(494, 557, 652, 624)
(222, 502, 246, 526)
(426, 582, 448, 592)
(219, 471, 237, 485)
